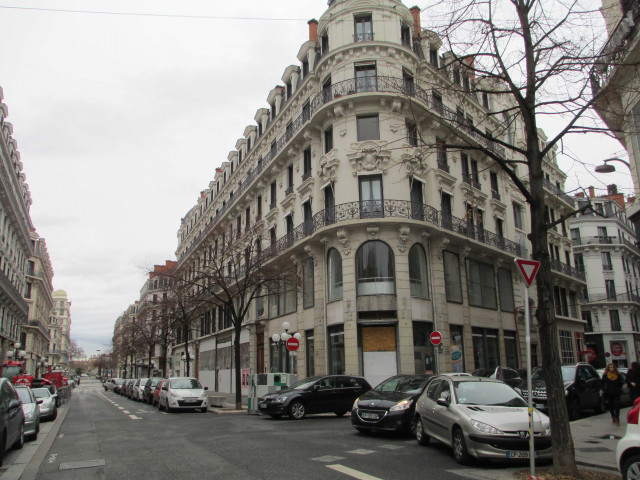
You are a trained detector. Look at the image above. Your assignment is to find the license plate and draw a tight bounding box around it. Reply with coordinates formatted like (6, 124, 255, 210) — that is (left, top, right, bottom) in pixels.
(361, 412, 379, 420)
(184, 400, 198, 404)
(534, 403, 545, 409)
(507, 451, 529, 459)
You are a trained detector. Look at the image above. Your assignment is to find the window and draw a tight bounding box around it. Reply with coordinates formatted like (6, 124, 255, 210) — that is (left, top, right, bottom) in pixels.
(490, 171, 499, 199)
(406, 121, 418, 146)
(606, 279, 616, 299)
(306, 330, 315, 376)
(602, 251, 613, 270)
(472, 328, 499, 370)
(268, 277, 297, 318)
(355, 63, 377, 92)
(303, 147, 312, 179)
(356, 241, 395, 295)
(574, 253, 584, 272)
(24, 282, 31, 299)
(467, 259, 497, 309)
(324, 185, 335, 224)
(328, 325, 345, 374)
(401, 23, 411, 47)
(302, 58, 309, 78)
(359, 175, 383, 218)
(321, 32, 329, 55)
(303, 258, 314, 309)
(429, 48, 439, 67)
(409, 244, 429, 298)
(482, 92, 489, 109)
(256, 196, 262, 219)
(432, 91, 443, 113)
(513, 203, 524, 230)
(450, 325, 465, 372)
(324, 126, 333, 153)
(356, 114, 379, 141)
(497, 268, 515, 312)
(436, 137, 448, 171)
(270, 182, 277, 209)
(559, 331, 575, 364)
(327, 248, 343, 301)
(354, 15, 373, 42)
(504, 331, 518, 369)
(444, 251, 462, 303)
(286, 165, 294, 195)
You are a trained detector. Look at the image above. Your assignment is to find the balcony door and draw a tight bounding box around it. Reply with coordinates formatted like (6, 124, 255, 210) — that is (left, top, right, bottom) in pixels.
(359, 175, 383, 218)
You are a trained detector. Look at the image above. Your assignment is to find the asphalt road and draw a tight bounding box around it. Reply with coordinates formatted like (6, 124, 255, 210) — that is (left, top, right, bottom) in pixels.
(12, 381, 532, 480)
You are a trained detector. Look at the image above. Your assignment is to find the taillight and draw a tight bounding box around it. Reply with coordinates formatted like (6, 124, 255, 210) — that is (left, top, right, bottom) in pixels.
(628, 405, 640, 425)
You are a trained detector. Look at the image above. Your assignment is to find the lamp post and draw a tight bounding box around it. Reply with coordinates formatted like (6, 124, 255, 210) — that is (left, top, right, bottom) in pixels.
(594, 157, 631, 173)
(181, 350, 193, 376)
(271, 322, 302, 373)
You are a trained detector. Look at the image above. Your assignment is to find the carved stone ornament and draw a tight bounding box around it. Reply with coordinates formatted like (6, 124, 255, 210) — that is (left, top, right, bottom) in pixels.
(348, 142, 391, 176)
(336, 228, 351, 256)
(402, 153, 427, 178)
(398, 225, 410, 253)
(367, 225, 379, 240)
(319, 151, 340, 184)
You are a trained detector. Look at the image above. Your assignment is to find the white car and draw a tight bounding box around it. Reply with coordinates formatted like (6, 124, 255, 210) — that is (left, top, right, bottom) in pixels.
(133, 378, 149, 401)
(617, 398, 640, 480)
(31, 387, 57, 421)
(158, 377, 209, 413)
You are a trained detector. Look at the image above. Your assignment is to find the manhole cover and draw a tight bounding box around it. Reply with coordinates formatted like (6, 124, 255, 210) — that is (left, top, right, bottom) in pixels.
(59, 459, 106, 470)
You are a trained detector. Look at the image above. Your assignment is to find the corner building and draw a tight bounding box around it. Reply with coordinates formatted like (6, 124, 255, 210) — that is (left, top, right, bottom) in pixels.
(175, 0, 586, 391)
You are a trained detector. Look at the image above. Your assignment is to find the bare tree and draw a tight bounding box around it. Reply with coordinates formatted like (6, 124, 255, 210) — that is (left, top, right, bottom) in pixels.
(68, 339, 84, 361)
(402, 0, 632, 474)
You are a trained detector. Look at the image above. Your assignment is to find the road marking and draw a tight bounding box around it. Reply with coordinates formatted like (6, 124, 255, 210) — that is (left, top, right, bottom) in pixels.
(122, 410, 130, 414)
(327, 464, 384, 480)
(48, 454, 58, 464)
(128, 415, 141, 420)
(57, 434, 64, 439)
(312, 455, 345, 463)
(117, 407, 124, 410)
(59, 459, 106, 470)
(378, 444, 404, 450)
(346, 449, 376, 455)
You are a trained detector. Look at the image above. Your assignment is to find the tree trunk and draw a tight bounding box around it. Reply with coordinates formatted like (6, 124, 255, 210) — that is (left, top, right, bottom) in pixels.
(234, 323, 242, 410)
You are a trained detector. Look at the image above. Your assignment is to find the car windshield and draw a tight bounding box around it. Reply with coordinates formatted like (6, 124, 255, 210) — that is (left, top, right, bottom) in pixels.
(16, 388, 33, 403)
(150, 378, 162, 387)
(289, 377, 323, 390)
(374, 375, 428, 393)
(530, 366, 576, 383)
(170, 378, 201, 389)
(454, 381, 526, 407)
(32, 388, 51, 399)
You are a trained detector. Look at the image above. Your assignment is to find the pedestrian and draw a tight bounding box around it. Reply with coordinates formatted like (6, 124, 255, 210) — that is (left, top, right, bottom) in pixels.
(602, 363, 624, 426)
(627, 362, 640, 403)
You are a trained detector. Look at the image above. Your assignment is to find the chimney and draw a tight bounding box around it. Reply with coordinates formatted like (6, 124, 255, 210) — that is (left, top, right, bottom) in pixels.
(410, 6, 421, 37)
(575, 192, 584, 198)
(588, 186, 595, 198)
(308, 19, 318, 43)
(607, 184, 618, 195)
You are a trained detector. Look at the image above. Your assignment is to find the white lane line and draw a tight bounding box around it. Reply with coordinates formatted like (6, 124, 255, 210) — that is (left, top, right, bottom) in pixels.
(128, 415, 141, 420)
(117, 407, 124, 410)
(327, 464, 384, 480)
(122, 410, 130, 414)
(346, 449, 376, 455)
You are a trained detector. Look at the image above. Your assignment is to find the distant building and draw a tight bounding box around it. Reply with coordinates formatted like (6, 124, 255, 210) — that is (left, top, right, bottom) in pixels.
(22, 231, 53, 376)
(572, 185, 640, 368)
(48, 290, 71, 367)
(0, 86, 34, 360)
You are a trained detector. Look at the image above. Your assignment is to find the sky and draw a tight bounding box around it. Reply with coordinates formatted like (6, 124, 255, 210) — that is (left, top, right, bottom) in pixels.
(0, 0, 633, 357)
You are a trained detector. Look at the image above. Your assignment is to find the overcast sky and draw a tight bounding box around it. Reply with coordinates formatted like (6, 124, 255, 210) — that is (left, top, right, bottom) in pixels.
(0, 0, 632, 357)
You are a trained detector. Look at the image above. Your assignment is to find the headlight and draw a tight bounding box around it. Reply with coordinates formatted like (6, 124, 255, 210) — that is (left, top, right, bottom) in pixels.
(389, 399, 413, 412)
(274, 396, 288, 404)
(200, 391, 208, 398)
(24, 410, 34, 421)
(470, 420, 503, 435)
(352, 397, 360, 410)
(543, 425, 551, 436)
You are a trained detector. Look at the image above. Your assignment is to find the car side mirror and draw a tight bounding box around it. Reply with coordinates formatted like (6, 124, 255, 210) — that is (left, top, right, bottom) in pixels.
(204, 386, 209, 391)
(8, 399, 21, 410)
(437, 398, 450, 407)
(37, 399, 43, 405)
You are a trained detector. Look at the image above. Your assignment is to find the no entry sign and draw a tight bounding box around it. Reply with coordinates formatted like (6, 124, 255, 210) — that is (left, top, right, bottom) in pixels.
(286, 337, 300, 352)
(430, 331, 442, 346)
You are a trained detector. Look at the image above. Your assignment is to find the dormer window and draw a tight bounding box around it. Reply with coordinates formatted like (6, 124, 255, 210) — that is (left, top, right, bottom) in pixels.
(429, 49, 439, 67)
(302, 58, 309, 78)
(271, 102, 277, 120)
(321, 32, 329, 55)
(354, 15, 373, 42)
(286, 81, 292, 99)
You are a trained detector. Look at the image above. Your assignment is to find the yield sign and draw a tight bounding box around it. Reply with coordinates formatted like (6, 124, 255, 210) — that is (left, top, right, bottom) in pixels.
(514, 258, 540, 287)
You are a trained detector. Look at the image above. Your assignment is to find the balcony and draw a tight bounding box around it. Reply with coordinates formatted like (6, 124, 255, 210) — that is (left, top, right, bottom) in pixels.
(0, 270, 28, 317)
(542, 178, 574, 206)
(462, 174, 481, 190)
(550, 259, 586, 281)
(585, 292, 640, 303)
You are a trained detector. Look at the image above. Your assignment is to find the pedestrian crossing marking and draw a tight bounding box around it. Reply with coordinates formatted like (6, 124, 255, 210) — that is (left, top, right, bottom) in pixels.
(327, 464, 384, 480)
(346, 449, 376, 455)
(312, 455, 345, 463)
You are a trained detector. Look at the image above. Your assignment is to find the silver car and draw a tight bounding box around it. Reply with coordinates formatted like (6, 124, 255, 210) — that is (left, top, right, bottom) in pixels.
(31, 387, 58, 421)
(414, 375, 552, 464)
(15, 386, 40, 440)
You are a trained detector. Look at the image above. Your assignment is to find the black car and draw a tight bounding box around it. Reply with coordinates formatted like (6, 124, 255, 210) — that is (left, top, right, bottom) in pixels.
(143, 377, 165, 405)
(471, 366, 522, 388)
(258, 375, 372, 420)
(0, 378, 25, 466)
(518, 363, 604, 420)
(351, 374, 431, 434)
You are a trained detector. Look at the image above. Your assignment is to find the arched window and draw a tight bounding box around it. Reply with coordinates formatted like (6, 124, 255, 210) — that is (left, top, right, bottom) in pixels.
(409, 244, 429, 298)
(327, 248, 343, 301)
(356, 241, 395, 295)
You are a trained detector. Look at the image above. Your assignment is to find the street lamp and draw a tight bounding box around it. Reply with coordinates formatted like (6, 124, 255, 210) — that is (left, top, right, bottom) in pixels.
(594, 157, 631, 173)
(271, 322, 302, 373)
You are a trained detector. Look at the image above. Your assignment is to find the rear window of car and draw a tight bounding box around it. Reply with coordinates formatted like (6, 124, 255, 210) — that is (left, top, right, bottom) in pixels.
(32, 388, 50, 399)
(16, 388, 32, 403)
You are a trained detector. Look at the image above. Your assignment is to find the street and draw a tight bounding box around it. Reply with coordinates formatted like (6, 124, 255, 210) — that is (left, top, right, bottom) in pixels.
(0, 380, 541, 480)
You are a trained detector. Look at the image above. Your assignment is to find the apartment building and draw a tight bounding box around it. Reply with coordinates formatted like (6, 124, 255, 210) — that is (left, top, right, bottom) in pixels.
(113, 0, 588, 393)
(22, 231, 53, 375)
(48, 289, 71, 368)
(0, 87, 34, 360)
(571, 185, 640, 368)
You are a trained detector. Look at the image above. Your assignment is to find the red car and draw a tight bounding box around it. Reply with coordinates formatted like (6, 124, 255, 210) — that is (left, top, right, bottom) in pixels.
(152, 380, 167, 407)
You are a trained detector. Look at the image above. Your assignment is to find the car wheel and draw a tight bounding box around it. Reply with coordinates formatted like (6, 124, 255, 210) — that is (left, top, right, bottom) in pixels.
(200, 407, 208, 413)
(334, 410, 347, 417)
(269, 414, 282, 419)
(409, 414, 418, 435)
(13, 424, 24, 450)
(0, 434, 6, 467)
(568, 397, 581, 421)
(415, 417, 430, 446)
(288, 401, 306, 420)
(452, 428, 471, 465)
(622, 453, 640, 480)
(51, 408, 58, 421)
(104, 386, 107, 391)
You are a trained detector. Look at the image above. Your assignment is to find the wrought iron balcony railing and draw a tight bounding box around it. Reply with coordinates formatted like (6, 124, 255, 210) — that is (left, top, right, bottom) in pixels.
(542, 178, 574, 205)
(549, 259, 586, 281)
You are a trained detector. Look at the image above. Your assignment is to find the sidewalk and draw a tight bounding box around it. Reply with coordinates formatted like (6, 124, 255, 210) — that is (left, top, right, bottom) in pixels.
(207, 392, 248, 413)
(571, 406, 629, 471)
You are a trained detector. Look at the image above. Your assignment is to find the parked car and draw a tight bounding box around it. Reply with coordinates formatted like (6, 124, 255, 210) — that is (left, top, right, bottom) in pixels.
(132, 378, 149, 401)
(617, 397, 640, 480)
(31, 387, 58, 421)
(112, 378, 126, 394)
(0, 378, 25, 466)
(103, 378, 120, 392)
(158, 377, 209, 413)
(351, 374, 430, 434)
(472, 367, 522, 388)
(518, 363, 604, 420)
(414, 375, 552, 464)
(152, 379, 167, 407)
(125, 379, 136, 399)
(14, 386, 40, 441)
(143, 378, 164, 405)
(259, 375, 372, 420)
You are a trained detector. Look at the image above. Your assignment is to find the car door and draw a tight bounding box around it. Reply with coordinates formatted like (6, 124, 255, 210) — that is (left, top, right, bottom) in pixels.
(308, 376, 338, 414)
(333, 376, 363, 413)
(579, 365, 601, 408)
(3, 383, 21, 445)
(417, 379, 442, 437)
(430, 380, 455, 443)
